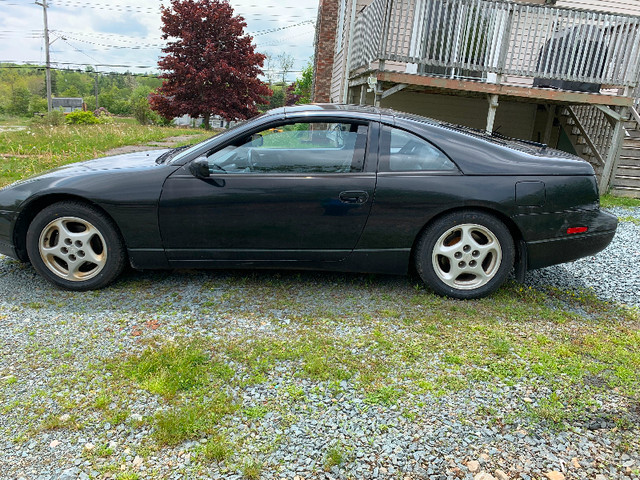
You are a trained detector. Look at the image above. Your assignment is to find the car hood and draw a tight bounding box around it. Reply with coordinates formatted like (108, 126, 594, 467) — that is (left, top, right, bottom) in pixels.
(51, 149, 169, 175)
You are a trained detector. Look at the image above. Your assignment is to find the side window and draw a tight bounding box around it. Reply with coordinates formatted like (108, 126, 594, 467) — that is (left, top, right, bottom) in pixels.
(205, 122, 367, 174)
(387, 128, 456, 172)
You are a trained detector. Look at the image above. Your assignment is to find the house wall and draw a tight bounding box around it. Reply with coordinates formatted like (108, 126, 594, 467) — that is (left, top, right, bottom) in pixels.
(379, 91, 538, 141)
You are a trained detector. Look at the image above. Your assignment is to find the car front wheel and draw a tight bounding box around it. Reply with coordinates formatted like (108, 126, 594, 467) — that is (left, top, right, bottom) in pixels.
(26, 201, 126, 290)
(415, 211, 514, 299)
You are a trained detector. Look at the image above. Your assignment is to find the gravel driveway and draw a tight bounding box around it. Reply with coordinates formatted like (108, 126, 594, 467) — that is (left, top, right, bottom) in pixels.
(1, 207, 638, 480)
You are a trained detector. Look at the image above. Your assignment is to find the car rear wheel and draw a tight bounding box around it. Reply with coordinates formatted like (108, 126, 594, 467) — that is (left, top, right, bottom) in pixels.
(415, 211, 514, 299)
(26, 201, 126, 290)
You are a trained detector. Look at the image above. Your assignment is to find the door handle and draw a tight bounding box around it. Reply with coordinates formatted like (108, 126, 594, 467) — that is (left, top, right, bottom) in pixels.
(339, 190, 369, 204)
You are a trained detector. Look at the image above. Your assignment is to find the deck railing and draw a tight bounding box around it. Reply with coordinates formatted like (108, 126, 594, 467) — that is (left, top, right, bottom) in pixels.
(350, 0, 640, 89)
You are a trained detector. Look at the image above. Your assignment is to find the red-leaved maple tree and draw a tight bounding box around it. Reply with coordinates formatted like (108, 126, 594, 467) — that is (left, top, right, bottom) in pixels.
(150, 0, 272, 128)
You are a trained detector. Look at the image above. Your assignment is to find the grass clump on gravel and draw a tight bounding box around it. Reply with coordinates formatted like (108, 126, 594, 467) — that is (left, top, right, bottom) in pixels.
(111, 339, 240, 446)
(153, 395, 236, 446)
(200, 433, 234, 463)
(118, 340, 211, 398)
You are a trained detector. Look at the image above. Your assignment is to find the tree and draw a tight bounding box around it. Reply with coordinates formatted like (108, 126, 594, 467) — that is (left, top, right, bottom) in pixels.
(293, 60, 312, 104)
(150, 0, 271, 129)
(277, 53, 295, 84)
(9, 86, 31, 115)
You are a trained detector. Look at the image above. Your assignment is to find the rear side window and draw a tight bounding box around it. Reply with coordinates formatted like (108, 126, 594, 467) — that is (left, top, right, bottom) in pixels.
(383, 127, 457, 172)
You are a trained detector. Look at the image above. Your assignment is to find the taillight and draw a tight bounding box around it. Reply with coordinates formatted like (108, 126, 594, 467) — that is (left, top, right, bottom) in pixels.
(567, 227, 588, 234)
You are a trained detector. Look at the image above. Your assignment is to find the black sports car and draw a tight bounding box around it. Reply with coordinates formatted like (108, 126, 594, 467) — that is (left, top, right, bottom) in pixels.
(0, 104, 617, 298)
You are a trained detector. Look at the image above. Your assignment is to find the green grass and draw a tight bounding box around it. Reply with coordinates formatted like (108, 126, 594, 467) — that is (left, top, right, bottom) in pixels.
(600, 193, 640, 209)
(201, 433, 234, 462)
(241, 458, 262, 480)
(0, 118, 213, 186)
(324, 441, 348, 470)
(153, 394, 236, 445)
(117, 340, 212, 398)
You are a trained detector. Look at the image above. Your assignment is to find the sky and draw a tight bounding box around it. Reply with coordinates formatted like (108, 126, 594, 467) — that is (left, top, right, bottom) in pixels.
(0, 0, 318, 81)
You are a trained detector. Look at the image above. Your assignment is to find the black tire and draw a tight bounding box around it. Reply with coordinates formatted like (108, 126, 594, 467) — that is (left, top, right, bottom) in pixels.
(26, 201, 126, 291)
(415, 210, 514, 299)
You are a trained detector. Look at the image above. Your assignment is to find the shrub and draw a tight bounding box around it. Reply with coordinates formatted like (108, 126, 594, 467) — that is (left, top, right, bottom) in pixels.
(93, 107, 111, 117)
(29, 97, 48, 116)
(32, 110, 65, 126)
(65, 110, 101, 125)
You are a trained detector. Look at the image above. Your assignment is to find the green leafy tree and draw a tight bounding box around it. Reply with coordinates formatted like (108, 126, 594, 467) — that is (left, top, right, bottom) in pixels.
(131, 86, 162, 125)
(293, 60, 312, 104)
(9, 86, 31, 115)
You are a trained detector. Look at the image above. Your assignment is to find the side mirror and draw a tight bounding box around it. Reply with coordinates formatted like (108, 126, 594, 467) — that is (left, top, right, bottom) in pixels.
(189, 157, 210, 178)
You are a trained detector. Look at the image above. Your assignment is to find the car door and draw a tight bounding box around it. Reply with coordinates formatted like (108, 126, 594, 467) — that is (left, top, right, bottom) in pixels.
(158, 119, 377, 266)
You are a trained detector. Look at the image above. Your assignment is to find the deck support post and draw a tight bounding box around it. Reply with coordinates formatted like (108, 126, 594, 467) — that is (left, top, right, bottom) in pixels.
(543, 104, 556, 145)
(359, 84, 366, 105)
(486, 94, 499, 134)
(600, 107, 629, 193)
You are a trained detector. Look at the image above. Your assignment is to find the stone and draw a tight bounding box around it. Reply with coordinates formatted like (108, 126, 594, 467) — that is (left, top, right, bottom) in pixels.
(132, 456, 143, 468)
(571, 458, 581, 469)
(49, 440, 61, 448)
(474, 473, 496, 480)
(84, 443, 94, 451)
(594, 476, 607, 480)
(467, 461, 481, 473)
(544, 472, 565, 480)
(495, 469, 509, 480)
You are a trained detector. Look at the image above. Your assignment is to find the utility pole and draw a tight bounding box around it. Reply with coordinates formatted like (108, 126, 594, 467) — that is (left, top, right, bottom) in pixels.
(36, 0, 52, 112)
(94, 72, 99, 110)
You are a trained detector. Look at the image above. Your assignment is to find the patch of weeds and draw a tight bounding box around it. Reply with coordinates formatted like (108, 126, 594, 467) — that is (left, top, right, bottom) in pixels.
(201, 433, 233, 463)
(94, 393, 111, 410)
(365, 386, 403, 406)
(285, 385, 305, 401)
(618, 215, 640, 225)
(529, 392, 575, 429)
(105, 408, 129, 426)
(83, 443, 113, 460)
(241, 457, 262, 480)
(402, 409, 418, 421)
(243, 405, 269, 419)
(40, 413, 79, 431)
(600, 194, 640, 209)
(117, 339, 214, 398)
(153, 394, 237, 446)
(115, 472, 139, 480)
(443, 354, 463, 365)
(489, 336, 512, 356)
(324, 441, 348, 470)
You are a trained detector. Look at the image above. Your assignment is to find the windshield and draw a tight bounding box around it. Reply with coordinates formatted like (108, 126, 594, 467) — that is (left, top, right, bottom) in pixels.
(168, 115, 259, 164)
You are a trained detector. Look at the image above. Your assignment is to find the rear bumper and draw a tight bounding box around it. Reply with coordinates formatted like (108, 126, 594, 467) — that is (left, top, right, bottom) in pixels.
(526, 210, 617, 270)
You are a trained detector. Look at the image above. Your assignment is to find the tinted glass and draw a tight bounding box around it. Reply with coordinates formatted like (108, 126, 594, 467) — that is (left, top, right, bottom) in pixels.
(205, 122, 367, 174)
(388, 128, 455, 171)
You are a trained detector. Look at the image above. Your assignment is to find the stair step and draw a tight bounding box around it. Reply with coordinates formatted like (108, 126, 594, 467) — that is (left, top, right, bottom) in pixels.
(610, 186, 640, 198)
(620, 152, 640, 160)
(612, 176, 640, 188)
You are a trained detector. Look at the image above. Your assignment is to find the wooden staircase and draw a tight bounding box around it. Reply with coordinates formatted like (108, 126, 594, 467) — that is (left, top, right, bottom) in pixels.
(610, 118, 640, 198)
(557, 106, 640, 198)
(556, 108, 605, 179)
